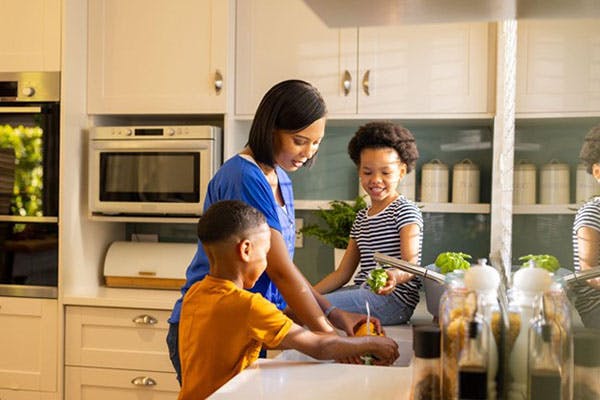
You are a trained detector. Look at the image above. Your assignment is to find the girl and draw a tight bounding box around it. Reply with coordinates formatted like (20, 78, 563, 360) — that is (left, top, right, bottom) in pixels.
(315, 121, 423, 325)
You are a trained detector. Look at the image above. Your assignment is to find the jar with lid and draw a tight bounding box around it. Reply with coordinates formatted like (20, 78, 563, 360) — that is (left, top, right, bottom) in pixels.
(440, 270, 469, 400)
(573, 328, 600, 400)
(540, 160, 570, 205)
(411, 324, 441, 400)
(528, 322, 563, 400)
(421, 159, 449, 203)
(513, 161, 536, 205)
(452, 159, 480, 204)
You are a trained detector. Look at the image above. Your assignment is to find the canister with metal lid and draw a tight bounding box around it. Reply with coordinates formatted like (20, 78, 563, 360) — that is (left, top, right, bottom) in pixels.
(398, 170, 416, 201)
(576, 163, 600, 203)
(513, 160, 537, 205)
(452, 159, 480, 204)
(540, 160, 570, 204)
(421, 159, 449, 203)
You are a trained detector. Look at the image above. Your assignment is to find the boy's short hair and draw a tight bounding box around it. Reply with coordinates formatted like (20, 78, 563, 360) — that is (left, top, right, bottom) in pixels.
(348, 121, 419, 173)
(198, 200, 267, 244)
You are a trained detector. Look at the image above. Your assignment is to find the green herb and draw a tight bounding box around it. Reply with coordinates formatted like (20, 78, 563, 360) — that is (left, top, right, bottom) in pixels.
(518, 254, 560, 272)
(366, 267, 388, 293)
(300, 196, 367, 249)
(434, 252, 472, 274)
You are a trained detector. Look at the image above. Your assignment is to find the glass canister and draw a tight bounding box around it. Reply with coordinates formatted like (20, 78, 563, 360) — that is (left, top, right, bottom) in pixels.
(576, 163, 600, 204)
(421, 159, 449, 203)
(513, 161, 536, 205)
(528, 322, 563, 400)
(452, 159, 480, 204)
(411, 324, 442, 400)
(573, 328, 600, 400)
(540, 160, 570, 205)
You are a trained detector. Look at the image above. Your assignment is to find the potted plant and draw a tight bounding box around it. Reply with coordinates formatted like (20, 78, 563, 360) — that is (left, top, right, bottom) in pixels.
(300, 196, 367, 267)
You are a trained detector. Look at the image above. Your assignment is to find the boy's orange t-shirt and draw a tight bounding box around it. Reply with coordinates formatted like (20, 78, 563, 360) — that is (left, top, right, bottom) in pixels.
(178, 275, 293, 400)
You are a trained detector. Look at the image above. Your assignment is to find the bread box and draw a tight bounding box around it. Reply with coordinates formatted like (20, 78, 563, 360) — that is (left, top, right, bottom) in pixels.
(104, 241, 197, 289)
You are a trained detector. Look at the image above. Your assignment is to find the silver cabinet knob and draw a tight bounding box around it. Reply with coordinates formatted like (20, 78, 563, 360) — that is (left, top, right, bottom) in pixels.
(362, 70, 371, 96)
(132, 314, 158, 325)
(21, 87, 35, 97)
(342, 70, 352, 96)
(131, 376, 157, 386)
(214, 70, 223, 94)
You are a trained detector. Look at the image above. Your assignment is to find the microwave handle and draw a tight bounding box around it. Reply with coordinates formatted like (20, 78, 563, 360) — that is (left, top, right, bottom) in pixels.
(0, 106, 42, 113)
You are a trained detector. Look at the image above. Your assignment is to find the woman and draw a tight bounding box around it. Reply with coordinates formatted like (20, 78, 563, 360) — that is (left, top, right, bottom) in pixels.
(314, 122, 423, 325)
(167, 80, 371, 381)
(573, 123, 600, 328)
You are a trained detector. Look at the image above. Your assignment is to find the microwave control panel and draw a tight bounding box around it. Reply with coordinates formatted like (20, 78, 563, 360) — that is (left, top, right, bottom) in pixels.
(91, 125, 220, 140)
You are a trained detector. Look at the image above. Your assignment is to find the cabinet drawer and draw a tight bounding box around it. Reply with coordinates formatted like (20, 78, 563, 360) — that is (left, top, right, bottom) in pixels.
(65, 306, 172, 372)
(65, 366, 179, 400)
(0, 389, 57, 400)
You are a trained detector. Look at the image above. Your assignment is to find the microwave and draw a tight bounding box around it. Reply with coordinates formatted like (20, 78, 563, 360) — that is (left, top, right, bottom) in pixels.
(89, 125, 221, 216)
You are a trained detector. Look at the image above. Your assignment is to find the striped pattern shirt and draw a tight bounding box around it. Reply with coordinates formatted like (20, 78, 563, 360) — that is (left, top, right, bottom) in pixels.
(351, 196, 424, 309)
(572, 196, 600, 315)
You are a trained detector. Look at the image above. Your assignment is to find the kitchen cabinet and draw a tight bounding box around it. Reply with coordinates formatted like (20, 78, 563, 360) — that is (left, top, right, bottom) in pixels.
(65, 306, 178, 399)
(0, 0, 61, 72)
(235, 0, 493, 117)
(87, 0, 227, 114)
(0, 297, 57, 395)
(516, 19, 600, 116)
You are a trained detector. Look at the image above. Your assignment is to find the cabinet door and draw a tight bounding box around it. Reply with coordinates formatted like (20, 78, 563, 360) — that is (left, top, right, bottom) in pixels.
(65, 306, 172, 372)
(0, 0, 61, 72)
(358, 23, 493, 115)
(235, 0, 357, 116)
(88, 0, 227, 114)
(0, 297, 57, 392)
(65, 367, 178, 400)
(516, 19, 600, 115)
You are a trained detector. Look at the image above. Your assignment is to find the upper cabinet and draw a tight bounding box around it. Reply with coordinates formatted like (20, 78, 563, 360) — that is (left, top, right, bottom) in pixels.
(87, 0, 227, 114)
(516, 19, 600, 116)
(0, 0, 61, 72)
(235, 0, 494, 117)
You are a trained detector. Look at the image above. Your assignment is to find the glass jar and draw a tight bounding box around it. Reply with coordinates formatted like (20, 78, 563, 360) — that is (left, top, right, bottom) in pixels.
(411, 324, 441, 400)
(573, 328, 600, 400)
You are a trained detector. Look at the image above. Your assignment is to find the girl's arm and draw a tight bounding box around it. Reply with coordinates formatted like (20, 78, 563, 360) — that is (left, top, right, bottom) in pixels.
(577, 226, 600, 289)
(313, 239, 360, 294)
(379, 223, 421, 295)
(265, 229, 336, 333)
(276, 323, 399, 366)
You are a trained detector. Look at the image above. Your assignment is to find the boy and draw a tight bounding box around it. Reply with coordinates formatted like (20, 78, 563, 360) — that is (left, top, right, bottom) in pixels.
(178, 200, 399, 399)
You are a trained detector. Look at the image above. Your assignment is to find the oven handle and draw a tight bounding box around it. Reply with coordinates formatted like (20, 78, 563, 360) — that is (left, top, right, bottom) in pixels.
(0, 106, 42, 113)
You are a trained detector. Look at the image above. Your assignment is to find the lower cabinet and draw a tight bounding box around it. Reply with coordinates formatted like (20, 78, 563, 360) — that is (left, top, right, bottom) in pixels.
(65, 306, 179, 399)
(0, 297, 57, 396)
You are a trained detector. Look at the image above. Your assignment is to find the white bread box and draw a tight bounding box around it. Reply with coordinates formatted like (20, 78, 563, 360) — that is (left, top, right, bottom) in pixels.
(104, 241, 197, 290)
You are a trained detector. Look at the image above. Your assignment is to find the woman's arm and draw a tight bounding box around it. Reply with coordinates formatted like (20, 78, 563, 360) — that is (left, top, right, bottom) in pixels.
(577, 226, 600, 289)
(314, 239, 360, 294)
(266, 229, 336, 333)
(380, 223, 421, 295)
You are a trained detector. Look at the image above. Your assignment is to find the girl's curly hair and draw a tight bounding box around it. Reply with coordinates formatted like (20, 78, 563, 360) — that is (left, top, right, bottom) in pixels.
(580, 124, 600, 174)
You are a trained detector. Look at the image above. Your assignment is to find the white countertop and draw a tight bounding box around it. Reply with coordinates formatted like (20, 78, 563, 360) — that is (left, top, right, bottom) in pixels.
(62, 286, 180, 309)
(208, 358, 412, 399)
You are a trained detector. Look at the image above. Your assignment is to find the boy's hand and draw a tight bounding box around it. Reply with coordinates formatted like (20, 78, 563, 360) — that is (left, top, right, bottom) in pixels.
(368, 336, 399, 366)
(328, 308, 382, 336)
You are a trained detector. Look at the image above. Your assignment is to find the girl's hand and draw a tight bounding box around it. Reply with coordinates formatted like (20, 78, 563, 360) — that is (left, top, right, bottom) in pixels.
(328, 308, 383, 336)
(377, 271, 397, 295)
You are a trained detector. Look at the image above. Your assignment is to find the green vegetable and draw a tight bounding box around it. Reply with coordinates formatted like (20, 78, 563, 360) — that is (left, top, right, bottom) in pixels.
(366, 267, 388, 293)
(434, 252, 472, 274)
(519, 254, 560, 272)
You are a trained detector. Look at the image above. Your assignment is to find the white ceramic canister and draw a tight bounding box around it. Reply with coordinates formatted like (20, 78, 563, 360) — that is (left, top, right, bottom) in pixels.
(421, 159, 449, 203)
(452, 159, 480, 204)
(540, 160, 570, 204)
(513, 160, 537, 205)
(358, 169, 417, 203)
(576, 163, 600, 203)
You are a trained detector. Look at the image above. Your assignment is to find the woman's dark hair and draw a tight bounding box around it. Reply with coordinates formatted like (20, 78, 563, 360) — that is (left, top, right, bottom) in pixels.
(197, 200, 266, 244)
(348, 121, 419, 173)
(247, 79, 327, 168)
(580, 124, 600, 174)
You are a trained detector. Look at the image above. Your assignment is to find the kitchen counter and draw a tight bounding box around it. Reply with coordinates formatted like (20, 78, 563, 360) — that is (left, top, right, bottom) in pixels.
(208, 358, 412, 399)
(62, 286, 180, 309)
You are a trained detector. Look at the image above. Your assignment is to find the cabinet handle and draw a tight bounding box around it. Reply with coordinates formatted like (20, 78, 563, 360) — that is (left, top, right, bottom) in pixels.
(342, 70, 352, 96)
(362, 70, 370, 96)
(131, 376, 157, 387)
(214, 70, 223, 94)
(132, 314, 158, 325)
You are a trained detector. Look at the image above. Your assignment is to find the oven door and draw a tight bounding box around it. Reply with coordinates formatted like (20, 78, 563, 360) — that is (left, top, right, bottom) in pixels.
(89, 139, 215, 216)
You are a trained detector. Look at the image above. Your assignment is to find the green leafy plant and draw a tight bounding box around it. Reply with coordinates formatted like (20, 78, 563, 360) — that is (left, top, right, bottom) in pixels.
(0, 124, 44, 219)
(434, 251, 472, 274)
(300, 196, 367, 249)
(519, 254, 560, 273)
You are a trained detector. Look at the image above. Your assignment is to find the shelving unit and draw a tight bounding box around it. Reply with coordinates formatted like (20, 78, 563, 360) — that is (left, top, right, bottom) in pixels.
(295, 199, 490, 214)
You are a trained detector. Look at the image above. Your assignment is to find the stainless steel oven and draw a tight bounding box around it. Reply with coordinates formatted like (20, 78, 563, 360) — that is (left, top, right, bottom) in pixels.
(0, 72, 60, 298)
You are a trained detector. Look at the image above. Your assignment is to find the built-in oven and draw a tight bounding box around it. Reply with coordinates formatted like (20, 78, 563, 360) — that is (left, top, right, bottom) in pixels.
(0, 72, 60, 299)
